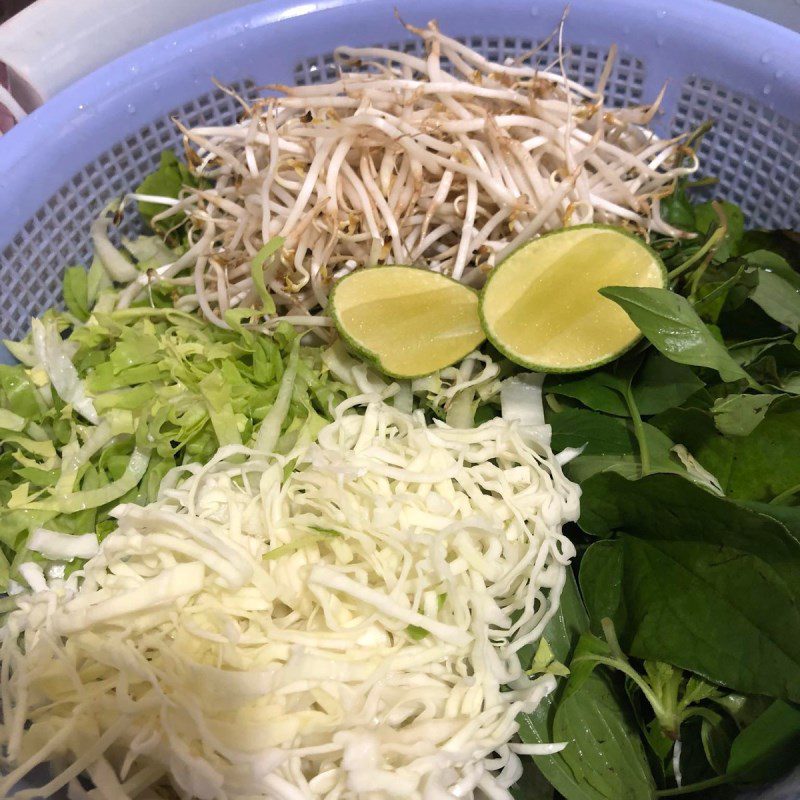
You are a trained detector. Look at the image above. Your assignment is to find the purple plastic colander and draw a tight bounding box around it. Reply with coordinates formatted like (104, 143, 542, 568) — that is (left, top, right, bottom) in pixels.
(0, 0, 798, 796)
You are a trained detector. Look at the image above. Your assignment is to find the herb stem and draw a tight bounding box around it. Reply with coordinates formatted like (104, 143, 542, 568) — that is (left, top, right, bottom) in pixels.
(624, 386, 651, 476)
(601, 617, 625, 661)
(668, 198, 729, 292)
(573, 654, 665, 718)
(667, 226, 724, 282)
(689, 204, 729, 302)
(654, 774, 730, 797)
(770, 482, 800, 505)
(685, 176, 717, 189)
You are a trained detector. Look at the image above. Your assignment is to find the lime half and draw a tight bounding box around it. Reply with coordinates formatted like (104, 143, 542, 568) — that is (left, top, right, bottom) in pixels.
(480, 225, 666, 373)
(330, 266, 485, 378)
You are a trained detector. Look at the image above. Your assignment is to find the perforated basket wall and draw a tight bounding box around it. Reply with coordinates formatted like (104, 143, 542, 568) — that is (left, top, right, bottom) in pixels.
(671, 75, 800, 221)
(0, 81, 256, 341)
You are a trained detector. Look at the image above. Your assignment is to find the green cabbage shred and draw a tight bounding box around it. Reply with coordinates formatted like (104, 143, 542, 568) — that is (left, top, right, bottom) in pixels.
(0, 266, 351, 591)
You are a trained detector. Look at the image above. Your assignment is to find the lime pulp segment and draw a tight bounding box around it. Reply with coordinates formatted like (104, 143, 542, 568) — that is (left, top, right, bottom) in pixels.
(331, 266, 485, 378)
(481, 226, 666, 372)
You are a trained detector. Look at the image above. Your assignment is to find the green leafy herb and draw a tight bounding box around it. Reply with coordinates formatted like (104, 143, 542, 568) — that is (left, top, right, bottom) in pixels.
(518, 573, 599, 800)
(629, 354, 705, 416)
(578, 473, 800, 701)
(694, 201, 744, 263)
(549, 407, 681, 482)
(552, 670, 656, 800)
(700, 712, 737, 776)
(725, 700, 800, 783)
(518, 578, 656, 800)
(710, 393, 778, 436)
(567, 630, 721, 748)
(547, 372, 630, 417)
(529, 195, 800, 799)
(742, 249, 800, 288)
(135, 151, 197, 225)
(749, 270, 800, 333)
(547, 355, 703, 419)
(659, 187, 696, 232)
(654, 398, 800, 501)
(599, 287, 751, 385)
(582, 534, 800, 702)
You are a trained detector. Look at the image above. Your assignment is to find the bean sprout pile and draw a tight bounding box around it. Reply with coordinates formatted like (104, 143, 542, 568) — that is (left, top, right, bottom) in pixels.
(133, 19, 698, 328)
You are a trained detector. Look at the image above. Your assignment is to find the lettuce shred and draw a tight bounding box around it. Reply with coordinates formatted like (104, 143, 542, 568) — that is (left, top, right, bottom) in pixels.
(0, 279, 351, 591)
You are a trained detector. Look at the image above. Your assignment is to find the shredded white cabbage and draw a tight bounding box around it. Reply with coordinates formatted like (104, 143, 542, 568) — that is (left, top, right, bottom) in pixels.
(323, 341, 504, 427)
(1, 397, 580, 800)
(30, 318, 99, 425)
(500, 374, 550, 446)
(27, 529, 99, 561)
(91, 201, 140, 283)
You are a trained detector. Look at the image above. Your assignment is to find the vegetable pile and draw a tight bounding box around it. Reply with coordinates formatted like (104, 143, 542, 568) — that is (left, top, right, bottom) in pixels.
(1, 14, 799, 800)
(515, 199, 800, 799)
(131, 20, 695, 327)
(1, 393, 579, 800)
(0, 266, 349, 596)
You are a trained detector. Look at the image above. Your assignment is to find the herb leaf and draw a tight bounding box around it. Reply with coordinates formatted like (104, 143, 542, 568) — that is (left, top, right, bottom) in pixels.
(630, 354, 704, 416)
(548, 409, 679, 482)
(578, 473, 800, 701)
(710, 393, 778, 436)
(599, 287, 750, 384)
(547, 355, 703, 419)
(581, 534, 800, 702)
(552, 671, 656, 800)
(518, 573, 600, 800)
(726, 700, 800, 783)
(579, 471, 800, 603)
(547, 372, 629, 416)
(519, 577, 656, 800)
(136, 151, 192, 223)
(654, 398, 800, 501)
(749, 270, 800, 333)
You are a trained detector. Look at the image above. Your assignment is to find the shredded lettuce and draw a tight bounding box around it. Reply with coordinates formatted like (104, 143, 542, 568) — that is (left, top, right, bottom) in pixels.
(0, 276, 352, 591)
(30, 318, 99, 424)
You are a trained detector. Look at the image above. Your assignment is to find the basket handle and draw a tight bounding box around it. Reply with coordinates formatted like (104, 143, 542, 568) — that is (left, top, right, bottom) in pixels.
(0, 0, 252, 116)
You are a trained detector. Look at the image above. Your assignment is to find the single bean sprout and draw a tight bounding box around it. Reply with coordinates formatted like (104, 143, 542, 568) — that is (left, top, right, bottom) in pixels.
(134, 18, 698, 326)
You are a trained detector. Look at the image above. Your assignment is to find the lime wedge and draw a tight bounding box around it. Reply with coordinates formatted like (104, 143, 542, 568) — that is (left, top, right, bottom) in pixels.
(480, 225, 666, 373)
(330, 266, 485, 378)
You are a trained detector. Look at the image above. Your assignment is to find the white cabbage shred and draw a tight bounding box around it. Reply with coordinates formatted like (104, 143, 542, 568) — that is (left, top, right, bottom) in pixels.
(30, 318, 99, 425)
(0, 396, 580, 800)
